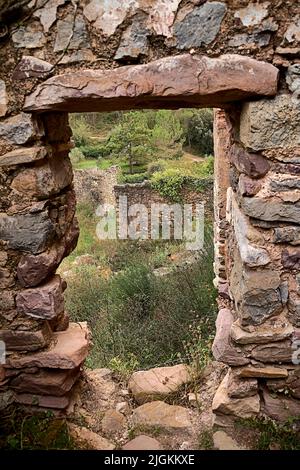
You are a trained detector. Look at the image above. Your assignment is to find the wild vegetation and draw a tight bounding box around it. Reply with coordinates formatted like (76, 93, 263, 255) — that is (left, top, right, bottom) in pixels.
(61, 202, 217, 376)
(69, 109, 214, 190)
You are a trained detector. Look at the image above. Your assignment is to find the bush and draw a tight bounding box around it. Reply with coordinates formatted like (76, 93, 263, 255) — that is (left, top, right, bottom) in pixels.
(69, 115, 93, 147)
(199, 155, 214, 176)
(151, 168, 186, 202)
(147, 160, 167, 176)
(64, 220, 217, 371)
(118, 172, 148, 184)
(69, 147, 85, 164)
(184, 109, 214, 156)
(80, 144, 106, 159)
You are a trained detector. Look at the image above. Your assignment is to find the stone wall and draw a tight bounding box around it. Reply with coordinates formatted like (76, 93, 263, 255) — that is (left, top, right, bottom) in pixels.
(114, 179, 213, 238)
(74, 166, 118, 206)
(0, 0, 299, 420)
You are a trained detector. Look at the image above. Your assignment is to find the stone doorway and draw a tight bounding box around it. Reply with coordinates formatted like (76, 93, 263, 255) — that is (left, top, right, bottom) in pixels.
(1, 53, 300, 426)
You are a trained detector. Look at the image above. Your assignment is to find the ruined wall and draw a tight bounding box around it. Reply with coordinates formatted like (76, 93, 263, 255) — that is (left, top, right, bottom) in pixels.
(74, 166, 118, 206)
(0, 0, 299, 420)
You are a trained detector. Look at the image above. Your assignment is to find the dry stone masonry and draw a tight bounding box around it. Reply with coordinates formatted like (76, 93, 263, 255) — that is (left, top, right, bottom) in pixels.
(0, 0, 300, 424)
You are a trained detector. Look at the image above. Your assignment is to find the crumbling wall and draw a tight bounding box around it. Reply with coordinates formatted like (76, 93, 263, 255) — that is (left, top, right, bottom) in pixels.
(74, 166, 118, 206)
(0, 0, 299, 420)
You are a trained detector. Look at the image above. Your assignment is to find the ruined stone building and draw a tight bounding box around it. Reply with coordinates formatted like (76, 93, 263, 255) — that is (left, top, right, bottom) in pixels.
(0, 0, 300, 424)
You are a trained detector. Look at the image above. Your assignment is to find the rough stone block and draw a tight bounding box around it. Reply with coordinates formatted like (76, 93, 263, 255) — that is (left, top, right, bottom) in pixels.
(240, 95, 300, 151)
(230, 252, 284, 325)
(0, 113, 43, 145)
(15, 392, 71, 409)
(261, 388, 300, 422)
(0, 147, 47, 167)
(212, 372, 260, 418)
(212, 308, 249, 366)
(250, 341, 293, 363)
(6, 322, 89, 369)
(17, 218, 79, 287)
(282, 248, 300, 270)
(0, 322, 52, 352)
(128, 364, 191, 404)
(241, 196, 300, 225)
(16, 275, 64, 320)
(174, 2, 227, 49)
(273, 227, 300, 245)
(11, 154, 73, 198)
(238, 366, 288, 379)
(0, 210, 56, 254)
(230, 144, 270, 179)
(10, 367, 80, 396)
(13, 56, 53, 80)
(132, 401, 192, 430)
(231, 319, 294, 345)
(231, 194, 270, 268)
(42, 112, 72, 143)
(24, 54, 279, 113)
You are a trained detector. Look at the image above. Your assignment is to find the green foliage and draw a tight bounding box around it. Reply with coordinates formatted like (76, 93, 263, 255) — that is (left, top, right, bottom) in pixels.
(151, 168, 186, 202)
(199, 155, 214, 176)
(150, 166, 213, 201)
(147, 160, 167, 176)
(237, 417, 300, 450)
(69, 115, 93, 147)
(63, 205, 217, 371)
(80, 144, 105, 159)
(98, 112, 154, 174)
(198, 429, 214, 450)
(70, 147, 85, 164)
(184, 109, 214, 156)
(151, 110, 184, 149)
(109, 354, 140, 382)
(0, 408, 74, 450)
(118, 172, 148, 184)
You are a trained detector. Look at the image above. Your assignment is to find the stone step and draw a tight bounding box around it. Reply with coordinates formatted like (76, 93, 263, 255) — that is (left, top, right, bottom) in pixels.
(5, 322, 89, 370)
(132, 401, 192, 431)
(128, 364, 191, 404)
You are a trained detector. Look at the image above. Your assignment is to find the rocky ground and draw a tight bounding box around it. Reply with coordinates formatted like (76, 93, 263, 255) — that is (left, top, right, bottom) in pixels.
(67, 361, 254, 450)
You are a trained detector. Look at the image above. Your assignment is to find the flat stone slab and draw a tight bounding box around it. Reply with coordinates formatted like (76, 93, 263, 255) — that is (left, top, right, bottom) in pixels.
(132, 401, 192, 430)
(0, 147, 47, 167)
(213, 431, 243, 450)
(68, 423, 115, 450)
(24, 54, 278, 113)
(123, 435, 162, 450)
(6, 322, 89, 370)
(128, 364, 191, 404)
(238, 366, 288, 379)
(231, 319, 294, 345)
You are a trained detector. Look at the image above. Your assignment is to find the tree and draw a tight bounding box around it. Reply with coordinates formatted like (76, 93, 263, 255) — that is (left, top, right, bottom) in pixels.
(99, 112, 153, 174)
(184, 109, 214, 156)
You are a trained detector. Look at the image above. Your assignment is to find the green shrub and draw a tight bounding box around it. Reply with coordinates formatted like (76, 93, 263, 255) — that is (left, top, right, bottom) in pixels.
(80, 144, 106, 159)
(70, 147, 85, 164)
(151, 168, 186, 202)
(118, 172, 148, 184)
(69, 115, 93, 147)
(147, 160, 167, 176)
(64, 223, 217, 371)
(199, 155, 214, 176)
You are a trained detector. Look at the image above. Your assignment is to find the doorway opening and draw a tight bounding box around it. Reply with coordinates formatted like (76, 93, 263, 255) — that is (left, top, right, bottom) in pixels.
(60, 108, 217, 375)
